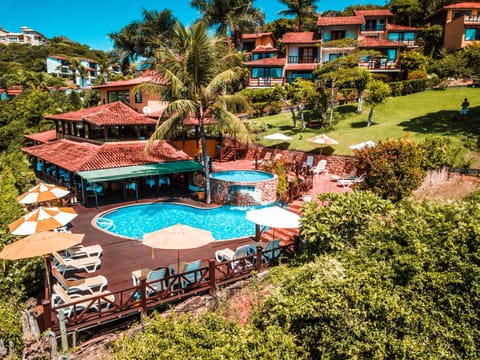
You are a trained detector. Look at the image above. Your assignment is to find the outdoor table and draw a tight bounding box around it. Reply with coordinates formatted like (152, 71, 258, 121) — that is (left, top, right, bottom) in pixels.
(131, 267, 150, 286)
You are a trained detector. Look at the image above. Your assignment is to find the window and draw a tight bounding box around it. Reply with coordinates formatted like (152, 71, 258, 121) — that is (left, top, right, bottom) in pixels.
(251, 67, 282, 78)
(452, 11, 471, 20)
(465, 28, 480, 41)
(331, 30, 345, 40)
(135, 92, 142, 104)
(108, 90, 130, 103)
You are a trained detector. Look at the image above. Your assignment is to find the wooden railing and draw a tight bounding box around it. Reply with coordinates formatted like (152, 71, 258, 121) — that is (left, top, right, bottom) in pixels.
(43, 243, 295, 333)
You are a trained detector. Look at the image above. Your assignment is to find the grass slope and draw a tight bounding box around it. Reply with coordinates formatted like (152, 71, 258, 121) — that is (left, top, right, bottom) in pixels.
(253, 87, 480, 161)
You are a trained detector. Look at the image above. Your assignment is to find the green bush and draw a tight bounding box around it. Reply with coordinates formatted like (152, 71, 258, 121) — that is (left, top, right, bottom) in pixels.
(355, 138, 425, 202)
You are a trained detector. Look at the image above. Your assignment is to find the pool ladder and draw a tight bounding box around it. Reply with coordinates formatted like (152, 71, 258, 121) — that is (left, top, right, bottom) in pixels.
(96, 218, 115, 231)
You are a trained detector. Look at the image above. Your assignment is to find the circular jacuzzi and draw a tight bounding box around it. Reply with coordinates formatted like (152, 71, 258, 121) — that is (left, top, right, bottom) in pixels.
(210, 170, 278, 206)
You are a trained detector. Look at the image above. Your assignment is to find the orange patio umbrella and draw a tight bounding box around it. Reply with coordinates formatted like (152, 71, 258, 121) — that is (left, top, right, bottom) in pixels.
(8, 206, 78, 236)
(16, 183, 70, 205)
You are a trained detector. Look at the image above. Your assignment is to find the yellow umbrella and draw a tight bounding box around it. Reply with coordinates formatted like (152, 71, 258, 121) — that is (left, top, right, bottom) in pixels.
(16, 183, 70, 205)
(8, 206, 78, 235)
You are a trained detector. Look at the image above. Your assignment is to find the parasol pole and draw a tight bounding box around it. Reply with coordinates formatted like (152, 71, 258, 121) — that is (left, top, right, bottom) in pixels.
(44, 255, 53, 300)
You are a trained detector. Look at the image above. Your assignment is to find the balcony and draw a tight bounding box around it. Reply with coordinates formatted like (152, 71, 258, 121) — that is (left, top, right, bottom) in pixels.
(288, 56, 319, 64)
(361, 24, 385, 32)
(465, 15, 480, 23)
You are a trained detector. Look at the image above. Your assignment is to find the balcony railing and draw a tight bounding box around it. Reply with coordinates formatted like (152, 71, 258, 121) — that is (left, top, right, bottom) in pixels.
(361, 24, 385, 32)
(288, 56, 319, 64)
(465, 16, 480, 22)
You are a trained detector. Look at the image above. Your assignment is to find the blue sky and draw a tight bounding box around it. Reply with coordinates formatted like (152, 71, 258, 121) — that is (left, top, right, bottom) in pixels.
(1, 0, 387, 51)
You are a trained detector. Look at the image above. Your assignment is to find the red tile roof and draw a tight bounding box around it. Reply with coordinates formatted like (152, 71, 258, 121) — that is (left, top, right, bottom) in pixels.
(22, 140, 192, 172)
(282, 32, 320, 44)
(24, 130, 57, 143)
(22, 140, 99, 172)
(444, 2, 480, 9)
(45, 101, 157, 126)
(241, 32, 275, 40)
(359, 38, 407, 48)
(91, 70, 167, 89)
(244, 57, 286, 66)
(386, 23, 421, 31)
(78, 141, 191, 171)
(252, 44, 278, 52)
(317, 16, 365, 26)
(354, 9, 393, 17)
(285, 63, 318, 71)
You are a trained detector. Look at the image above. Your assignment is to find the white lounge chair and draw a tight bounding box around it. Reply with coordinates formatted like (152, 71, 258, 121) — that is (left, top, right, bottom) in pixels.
(302, 155, 314, 172)
(52, 267, 107, 294)
(52, 251, 101, 274)
(215, 245, 255, 269)
(63, 244, 103, 258)
(52, 283, 114, 318)
(311, 159, 328, 176)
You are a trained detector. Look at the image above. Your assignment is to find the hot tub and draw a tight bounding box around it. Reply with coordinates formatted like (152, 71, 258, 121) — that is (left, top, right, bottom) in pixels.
(210, 170, 277, 206)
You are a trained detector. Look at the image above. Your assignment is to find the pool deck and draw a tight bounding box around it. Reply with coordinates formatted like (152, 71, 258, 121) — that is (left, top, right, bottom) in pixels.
(65, 159, 350, 294)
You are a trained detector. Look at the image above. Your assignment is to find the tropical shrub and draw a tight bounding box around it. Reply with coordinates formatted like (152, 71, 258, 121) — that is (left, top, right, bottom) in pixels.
(355, 138, 425, 201)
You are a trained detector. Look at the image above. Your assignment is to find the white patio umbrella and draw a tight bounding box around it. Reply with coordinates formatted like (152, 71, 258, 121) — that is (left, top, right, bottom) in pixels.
(264, 132, 292, 149)
(16, 183, 70, 205)
(349, 140, 376, 151)
(307, 134, 338, 154)
(8, 206, 78, 235)
(246, 206, 300, 241)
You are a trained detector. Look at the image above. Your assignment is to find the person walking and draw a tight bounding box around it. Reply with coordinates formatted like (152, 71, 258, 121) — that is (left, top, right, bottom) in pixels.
(460, 98, 470, 115)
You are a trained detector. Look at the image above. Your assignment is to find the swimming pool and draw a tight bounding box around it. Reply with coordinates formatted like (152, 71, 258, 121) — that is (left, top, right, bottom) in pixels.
(210, 170, 278, 206)
(94, 202, 259, 240)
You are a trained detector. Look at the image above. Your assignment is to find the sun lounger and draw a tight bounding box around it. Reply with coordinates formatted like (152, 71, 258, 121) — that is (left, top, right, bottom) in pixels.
(63, 244, 103, 258)
(52, 283, 114, 318)
(261, 239, 281, 263)
(215, 245, 255, 269)
(52, 251, 101, 274)
(180, 260, 203, 289)
(146, 268, 168, 295)
(52, 267, 107, 294)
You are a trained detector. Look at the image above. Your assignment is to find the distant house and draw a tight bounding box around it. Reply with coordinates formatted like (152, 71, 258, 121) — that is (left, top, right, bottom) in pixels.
(426, 2, 480, 51)
(91, 71, 168, 116)
(0, 26, 47, 46)
(46, 56, 101, 87)
(282, 32, 322, 84)
(46, 55, 73, 79)
(241, 32, 285, 87)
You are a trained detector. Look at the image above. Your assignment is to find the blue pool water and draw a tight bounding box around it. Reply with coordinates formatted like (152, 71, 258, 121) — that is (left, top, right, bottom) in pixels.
(210, 170, 273, 182)
(95, 203, 260, 240)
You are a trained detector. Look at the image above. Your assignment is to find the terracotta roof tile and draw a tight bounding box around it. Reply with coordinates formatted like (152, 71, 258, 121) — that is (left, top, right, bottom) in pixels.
(282, 32, 320, 44)
(22, 140, 99, 172)
(241, 32, 275, 40)
(78, 141, 192, 171)
(317, 16, 365, 26)
(386, 23, 422, 31)
(22, 139, 192, 172)
(444, 2, 480, 9)
(244, 57, 286, 66)
(354, 9, 393, 17)
(45, 101, 157, 126)
(252, 44, 278, 52)
(359, 38, 407, 48)
(24, 130, 57, 143)
(91, 70, 167, 89)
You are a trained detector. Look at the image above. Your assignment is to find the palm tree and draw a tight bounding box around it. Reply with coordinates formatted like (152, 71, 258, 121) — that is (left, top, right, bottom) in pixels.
(134, 21, 251, 204)
(191, 0, 265, 41)
(278, 0, 319, 31)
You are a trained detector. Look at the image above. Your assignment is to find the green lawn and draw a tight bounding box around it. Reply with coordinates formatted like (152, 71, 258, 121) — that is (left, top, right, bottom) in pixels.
(252, 87, 480, 163)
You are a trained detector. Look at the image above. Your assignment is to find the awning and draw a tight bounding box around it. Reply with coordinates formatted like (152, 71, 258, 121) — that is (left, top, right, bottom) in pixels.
(77, 160, 203, 182)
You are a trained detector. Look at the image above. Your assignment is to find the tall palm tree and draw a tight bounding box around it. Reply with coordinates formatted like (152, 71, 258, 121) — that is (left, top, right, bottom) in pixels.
(134, 21, 251, 204)
(278, 0, 319, 31)
(191, 0, 265, 40)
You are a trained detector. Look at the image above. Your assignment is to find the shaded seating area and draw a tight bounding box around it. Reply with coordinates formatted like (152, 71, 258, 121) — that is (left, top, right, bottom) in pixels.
(52, 267, 108, 294)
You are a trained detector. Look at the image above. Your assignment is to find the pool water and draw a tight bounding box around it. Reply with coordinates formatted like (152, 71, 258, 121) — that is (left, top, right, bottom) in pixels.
(210, 170, 273, 182)
(95, 203, 260, 240)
